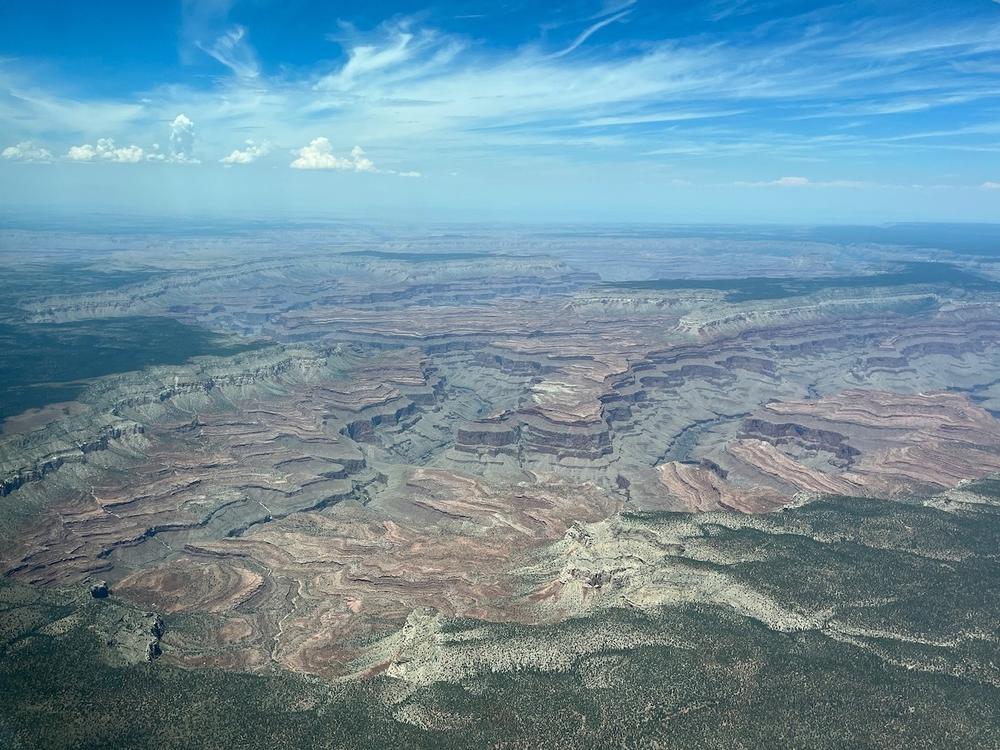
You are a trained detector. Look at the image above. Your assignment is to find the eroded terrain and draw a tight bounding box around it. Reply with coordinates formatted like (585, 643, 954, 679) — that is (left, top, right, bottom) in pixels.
(2, 225, 1000, 747)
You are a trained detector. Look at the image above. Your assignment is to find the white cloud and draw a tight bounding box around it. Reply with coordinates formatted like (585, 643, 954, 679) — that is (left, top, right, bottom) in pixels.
(5, 7, 1000, 188)
(735, 175, 811, 187)
(733, 176, 872, 188)
(182, 0, 260, 78)
(69, 116, 199, 164)
(66, 144, 95, 160)
(382, 168, 423, 177)
(550, 7, 632, 59)
(66, 138, 145, 163)
(220, 139, 271, 165)
(349, 145, 374, 172)
(575, 109, 745, 128)
(774, 176, 810, 186)
(169, 114, 199, 163)
(982, 181, 1000, 189)
(0, 62, 145, 138)
(290, 138, 376, 171)
(1, 140, 53, 162)
(198, 25, 260, 78)
(316, 23, 445, 91)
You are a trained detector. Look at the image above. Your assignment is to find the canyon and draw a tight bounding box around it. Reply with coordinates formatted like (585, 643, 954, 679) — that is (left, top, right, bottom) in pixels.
(2, 226, 1000, 747)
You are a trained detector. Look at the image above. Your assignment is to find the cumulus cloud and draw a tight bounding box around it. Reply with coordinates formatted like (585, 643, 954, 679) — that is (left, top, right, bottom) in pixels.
(349, 145, 375, 172)
(7, 7, 1000, 195)
(66, 138, 145, 163)
(169, 114, 198, 163)
(1, 141, 53, 162)
(290, 138, 376, 171)
(64, 116, 200, 164)
(220, 139, 271, 165)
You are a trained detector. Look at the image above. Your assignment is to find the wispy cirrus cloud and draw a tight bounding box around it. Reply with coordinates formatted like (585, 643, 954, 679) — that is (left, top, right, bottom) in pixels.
(573, 109, 746, 128)
(181, 0, 259, 78)
(549, 4, 634, 59)
(0, 62, 145, 138)
(734, 175, 870, 188)
(1, 0, 1000, 191)
(198, 25, 260, 79)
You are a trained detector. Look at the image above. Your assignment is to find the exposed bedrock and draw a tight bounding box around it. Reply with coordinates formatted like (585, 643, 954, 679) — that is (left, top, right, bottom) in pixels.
(699, 390, 1000, 500)
(6, 248, 1000, 690)
(0, 348, 452, 591)
(455, 421, 520, 451)
(93, 468, 621, 678)
(739, 418, 861, 462)
(655, 461, 787, 513)
(407, 303, 1000, 508)
(1, 421, 145, 497)
(520, 413, 612, 458)
(22, 253, 592, 327)
(343, 401, 419, 443)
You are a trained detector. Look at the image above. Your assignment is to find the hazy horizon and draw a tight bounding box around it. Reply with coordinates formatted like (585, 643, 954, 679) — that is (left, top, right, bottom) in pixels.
(4, 5, 1000, 748)
(3, 0, 1000, 223)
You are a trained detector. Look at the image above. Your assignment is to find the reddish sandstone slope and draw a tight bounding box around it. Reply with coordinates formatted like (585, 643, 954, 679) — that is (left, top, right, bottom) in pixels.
(659, 390, 1000, 510)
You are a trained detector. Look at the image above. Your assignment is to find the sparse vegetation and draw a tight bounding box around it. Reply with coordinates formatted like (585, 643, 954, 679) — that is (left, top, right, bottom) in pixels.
(3, 492, 999, 749)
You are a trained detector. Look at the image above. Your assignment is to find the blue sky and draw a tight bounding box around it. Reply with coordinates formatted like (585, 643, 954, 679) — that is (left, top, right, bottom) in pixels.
(2, 0, 1000, 223)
